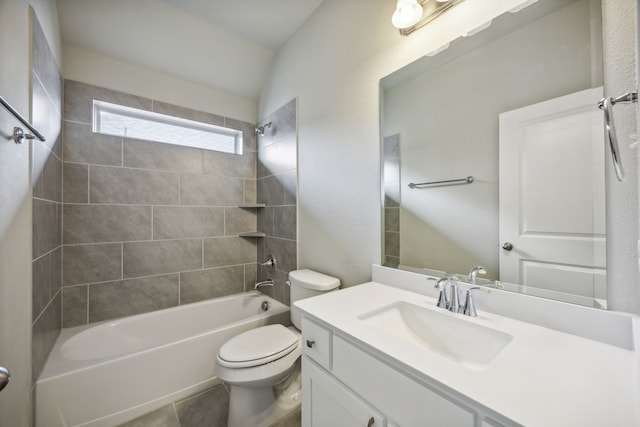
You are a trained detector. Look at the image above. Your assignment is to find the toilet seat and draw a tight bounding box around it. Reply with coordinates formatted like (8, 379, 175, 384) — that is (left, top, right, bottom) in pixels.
(217, 324, 299, 368)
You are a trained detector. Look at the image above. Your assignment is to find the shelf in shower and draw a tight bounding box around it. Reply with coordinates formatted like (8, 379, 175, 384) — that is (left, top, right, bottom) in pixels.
(238, 232, 266, 238)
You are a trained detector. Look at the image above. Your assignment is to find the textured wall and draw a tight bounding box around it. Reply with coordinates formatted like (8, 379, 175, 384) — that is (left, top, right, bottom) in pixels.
(63, 45, 257, 123)
(603, 0, 640, 314)
(61, 81, 260, 326)
(31, 9, 63, 386)
(0, 1, 61, 425)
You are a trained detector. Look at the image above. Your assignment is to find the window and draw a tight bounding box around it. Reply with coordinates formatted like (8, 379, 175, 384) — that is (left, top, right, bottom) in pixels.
(92, 100, 243, 154)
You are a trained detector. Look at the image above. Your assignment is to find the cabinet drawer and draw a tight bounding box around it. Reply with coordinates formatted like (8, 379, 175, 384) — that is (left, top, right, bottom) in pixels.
(333, 335, 475, 426)
(301, 316, 332, 370)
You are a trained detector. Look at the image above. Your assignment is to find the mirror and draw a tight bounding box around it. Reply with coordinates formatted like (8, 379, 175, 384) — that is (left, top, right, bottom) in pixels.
(381, 0, 606, 308)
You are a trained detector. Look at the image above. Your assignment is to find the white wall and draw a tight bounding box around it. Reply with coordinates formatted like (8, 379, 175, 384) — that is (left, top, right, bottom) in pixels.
(259, 0, 540, 287)
(0, 1, 61, 424)
(260, 0, 640, 315)
(63, 45, 258, 123)
(603, 0, 639, 314)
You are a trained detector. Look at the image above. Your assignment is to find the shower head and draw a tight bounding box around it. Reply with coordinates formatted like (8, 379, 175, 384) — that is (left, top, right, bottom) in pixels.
(255, 122, 272, 136)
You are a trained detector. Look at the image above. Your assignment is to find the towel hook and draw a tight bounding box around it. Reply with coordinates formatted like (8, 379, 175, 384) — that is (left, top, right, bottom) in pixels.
(598, 91, 637, 182)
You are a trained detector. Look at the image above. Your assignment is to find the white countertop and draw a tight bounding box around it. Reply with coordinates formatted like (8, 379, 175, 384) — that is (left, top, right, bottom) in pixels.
(295, 281, 640, 426)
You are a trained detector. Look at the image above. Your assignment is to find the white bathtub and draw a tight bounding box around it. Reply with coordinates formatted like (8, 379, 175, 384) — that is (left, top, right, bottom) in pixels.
(36, 291, 290, 427)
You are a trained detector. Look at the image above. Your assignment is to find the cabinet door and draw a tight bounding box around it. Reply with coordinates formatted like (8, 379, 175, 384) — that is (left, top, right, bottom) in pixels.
(302, 357, 385, 427)
(333, 336, 475, 427)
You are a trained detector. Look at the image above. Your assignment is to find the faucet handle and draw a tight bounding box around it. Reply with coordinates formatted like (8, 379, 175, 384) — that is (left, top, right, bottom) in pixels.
(485, 280, 504, 289)
(428, 276, 451, 309)
(461, 286, 490, 317)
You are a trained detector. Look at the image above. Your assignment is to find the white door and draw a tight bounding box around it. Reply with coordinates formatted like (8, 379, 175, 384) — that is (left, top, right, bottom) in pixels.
(499, 87, 606, 303)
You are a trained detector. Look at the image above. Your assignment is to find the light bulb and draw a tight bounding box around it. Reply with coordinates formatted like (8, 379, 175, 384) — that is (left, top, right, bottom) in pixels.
(392, 0, 423, 29)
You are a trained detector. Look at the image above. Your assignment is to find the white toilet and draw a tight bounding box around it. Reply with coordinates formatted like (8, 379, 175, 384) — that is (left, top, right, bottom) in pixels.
(216, 269, 340, 427)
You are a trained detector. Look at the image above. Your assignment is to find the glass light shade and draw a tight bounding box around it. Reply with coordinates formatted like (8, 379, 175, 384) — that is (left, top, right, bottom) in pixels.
(392, 0, 423, 29)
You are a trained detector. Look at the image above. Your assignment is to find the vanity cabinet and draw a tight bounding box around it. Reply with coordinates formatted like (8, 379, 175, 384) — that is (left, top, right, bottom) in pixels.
(302, 358, 385, 426)
(302, 316, 512, 427)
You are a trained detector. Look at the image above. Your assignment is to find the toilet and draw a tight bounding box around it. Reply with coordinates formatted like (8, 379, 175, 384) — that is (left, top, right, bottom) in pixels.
(216, 269, 340, 427)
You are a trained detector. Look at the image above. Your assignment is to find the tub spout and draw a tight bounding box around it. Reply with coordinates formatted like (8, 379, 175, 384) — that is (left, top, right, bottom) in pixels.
(255, 279, 274, 289)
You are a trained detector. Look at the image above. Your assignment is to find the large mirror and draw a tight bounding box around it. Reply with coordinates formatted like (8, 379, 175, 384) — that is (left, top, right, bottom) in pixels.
(381, 0, 607, 308)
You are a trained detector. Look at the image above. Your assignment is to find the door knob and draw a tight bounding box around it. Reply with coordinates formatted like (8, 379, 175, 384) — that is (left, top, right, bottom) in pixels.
(502, 242, 513, 251)
(0, 366, 10, 392)
(306, 339, 315, 348)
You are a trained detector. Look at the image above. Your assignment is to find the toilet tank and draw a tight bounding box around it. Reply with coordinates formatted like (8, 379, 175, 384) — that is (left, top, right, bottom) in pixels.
(289, 269, 340, 329)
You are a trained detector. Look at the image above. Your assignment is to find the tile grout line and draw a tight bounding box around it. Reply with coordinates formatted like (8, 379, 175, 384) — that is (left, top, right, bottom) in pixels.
(87, 164, 91, 203)
(85, 283, 89, 325)
(171, 401, 181, 427)
(151, 206, 154, 241)
(121, 242, 124, 281)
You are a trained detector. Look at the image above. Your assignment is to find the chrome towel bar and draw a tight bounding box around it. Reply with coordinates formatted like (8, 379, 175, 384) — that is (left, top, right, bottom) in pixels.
(598, 91, 637, 182)
(0, 94, 46, 142)
(408, 176, 474, 189)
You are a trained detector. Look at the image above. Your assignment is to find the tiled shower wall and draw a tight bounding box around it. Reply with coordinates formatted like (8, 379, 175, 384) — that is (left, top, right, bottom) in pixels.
(31, 10, 63, 384)
(256, 100, 298, 303)
(61, 80, 261, 326)
(383, 134, 400, 268)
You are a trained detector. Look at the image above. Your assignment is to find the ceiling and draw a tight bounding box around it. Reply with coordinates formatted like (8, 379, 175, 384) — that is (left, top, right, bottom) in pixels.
(56, 0, 325, 100)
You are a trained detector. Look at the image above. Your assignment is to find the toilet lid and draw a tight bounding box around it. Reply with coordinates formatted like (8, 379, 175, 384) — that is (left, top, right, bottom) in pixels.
(218, 324, 299, 367)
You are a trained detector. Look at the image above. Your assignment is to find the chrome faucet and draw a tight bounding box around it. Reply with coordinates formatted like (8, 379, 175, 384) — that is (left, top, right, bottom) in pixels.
(433, 276, 451, 309)
(448, 279, 460, 313)
(468, 265, 487, 285)
(254, 279, 274, 289)
(432, 274, 459, 312)
(431, 272, 494, 316)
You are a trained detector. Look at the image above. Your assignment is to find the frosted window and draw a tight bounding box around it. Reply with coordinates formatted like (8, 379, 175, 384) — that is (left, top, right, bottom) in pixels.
(92, 100, 243, 154)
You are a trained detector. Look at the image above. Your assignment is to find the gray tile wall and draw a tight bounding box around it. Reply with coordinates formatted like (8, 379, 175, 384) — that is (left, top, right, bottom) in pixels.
(108, 98, 299, 427)
(62, 80, 260, 327)
(383, 134, 400, 268)
(256, 99, 298, 303)
(31, 11, 63, 386)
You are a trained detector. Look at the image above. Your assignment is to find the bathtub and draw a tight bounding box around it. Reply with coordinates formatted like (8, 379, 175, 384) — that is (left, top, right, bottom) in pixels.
(36, 291, 290, 427)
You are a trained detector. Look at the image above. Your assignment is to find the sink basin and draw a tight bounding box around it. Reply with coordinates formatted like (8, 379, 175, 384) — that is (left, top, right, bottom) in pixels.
(358, 301, 513, 370)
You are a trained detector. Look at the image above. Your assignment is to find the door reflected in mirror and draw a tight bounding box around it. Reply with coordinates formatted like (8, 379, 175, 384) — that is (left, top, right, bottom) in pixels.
(381, 0, 606, 308)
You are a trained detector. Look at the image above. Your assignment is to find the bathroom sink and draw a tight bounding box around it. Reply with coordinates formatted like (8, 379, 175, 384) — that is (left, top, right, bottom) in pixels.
(358, 301, 513, 370)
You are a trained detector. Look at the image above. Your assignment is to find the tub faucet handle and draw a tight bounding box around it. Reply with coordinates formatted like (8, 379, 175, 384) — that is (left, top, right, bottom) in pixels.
(261, 254, 277, 268)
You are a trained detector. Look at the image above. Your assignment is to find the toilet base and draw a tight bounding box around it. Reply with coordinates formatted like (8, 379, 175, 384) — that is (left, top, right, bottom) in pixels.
(227, 361, 301, 427)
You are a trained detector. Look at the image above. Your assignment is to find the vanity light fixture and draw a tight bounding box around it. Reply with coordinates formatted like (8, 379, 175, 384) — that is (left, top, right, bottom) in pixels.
(393, 0, 465, 36)
(392, 0, 423, 29)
